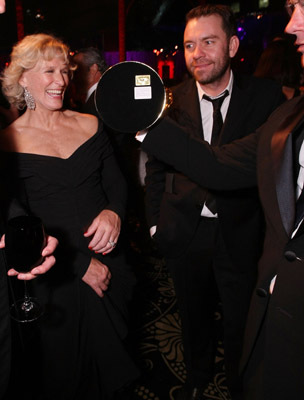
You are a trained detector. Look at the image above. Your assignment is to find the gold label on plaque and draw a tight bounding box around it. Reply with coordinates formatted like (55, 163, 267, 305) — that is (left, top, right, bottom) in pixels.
(135, 75, 151, 86)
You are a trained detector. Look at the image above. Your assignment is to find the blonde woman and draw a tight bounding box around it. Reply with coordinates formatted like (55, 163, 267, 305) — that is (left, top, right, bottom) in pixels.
(1, 33, 138, 399)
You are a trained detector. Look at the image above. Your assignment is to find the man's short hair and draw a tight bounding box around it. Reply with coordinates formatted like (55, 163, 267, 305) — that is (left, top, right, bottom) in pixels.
(185, 4, 237, 38)
(75, 47, 108, 74)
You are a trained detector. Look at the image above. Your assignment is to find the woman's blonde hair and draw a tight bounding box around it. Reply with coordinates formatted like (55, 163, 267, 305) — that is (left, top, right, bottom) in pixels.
(2, 33, 75, 109)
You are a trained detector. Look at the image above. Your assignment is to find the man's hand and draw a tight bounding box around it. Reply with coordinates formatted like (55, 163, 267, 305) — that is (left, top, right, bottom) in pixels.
(82, 257, 112, 297)
(0, 234, 58, 280)
(84, 209, 121, 255)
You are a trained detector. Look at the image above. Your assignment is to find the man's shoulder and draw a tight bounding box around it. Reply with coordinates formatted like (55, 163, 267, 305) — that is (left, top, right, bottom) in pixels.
(269, 92, 304, 116)
(233, 72, 282, 94)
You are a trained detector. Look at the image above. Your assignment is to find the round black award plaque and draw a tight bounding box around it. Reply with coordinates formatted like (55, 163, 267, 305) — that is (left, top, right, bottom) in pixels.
(95, 61, 166, 133)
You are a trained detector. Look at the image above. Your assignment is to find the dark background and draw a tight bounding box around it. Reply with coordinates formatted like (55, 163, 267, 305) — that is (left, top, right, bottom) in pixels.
(0, 0, 293, 77)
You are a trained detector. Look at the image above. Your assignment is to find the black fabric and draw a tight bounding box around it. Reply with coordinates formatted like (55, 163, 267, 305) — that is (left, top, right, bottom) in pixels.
(0, 247, 10, 400)
(165, 216, 251, 395)
(5, 125, 139, 400)
(143, 74, 286, 399)
(142, 93, 304, 399)
(95, 61, 165, 132)
(0, 170, 30, 399)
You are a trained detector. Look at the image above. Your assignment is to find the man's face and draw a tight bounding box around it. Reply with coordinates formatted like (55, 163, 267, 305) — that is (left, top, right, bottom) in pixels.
(183, 14, 239, 87)
(285, 0, 304, 66)
(0, 0, 5, 13)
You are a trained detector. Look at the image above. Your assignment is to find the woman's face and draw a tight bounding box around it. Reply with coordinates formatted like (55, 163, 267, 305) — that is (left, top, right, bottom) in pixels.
(19, 56, 69, 111)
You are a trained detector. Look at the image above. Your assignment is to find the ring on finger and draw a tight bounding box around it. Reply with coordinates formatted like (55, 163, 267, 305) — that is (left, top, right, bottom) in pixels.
(108, 240, 116, 248)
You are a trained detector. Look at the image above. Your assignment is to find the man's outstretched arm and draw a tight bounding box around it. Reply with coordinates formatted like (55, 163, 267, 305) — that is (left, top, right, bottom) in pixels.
(140, 116, 258, 191)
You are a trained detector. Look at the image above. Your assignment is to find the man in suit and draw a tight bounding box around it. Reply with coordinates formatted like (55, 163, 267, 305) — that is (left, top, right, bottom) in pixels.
(72, 47, 132, 151)
(139, 2, 304, 398)
(0, 2, 58, 397)
(144, 5, 284, 399)
(72, 47, 108, 111)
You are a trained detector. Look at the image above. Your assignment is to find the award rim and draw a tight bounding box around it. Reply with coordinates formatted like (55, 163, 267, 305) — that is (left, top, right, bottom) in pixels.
(94, 60, 167, 132)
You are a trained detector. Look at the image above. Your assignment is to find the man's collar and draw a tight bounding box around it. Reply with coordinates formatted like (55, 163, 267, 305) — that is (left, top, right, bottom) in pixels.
(86, 82, 99, 102)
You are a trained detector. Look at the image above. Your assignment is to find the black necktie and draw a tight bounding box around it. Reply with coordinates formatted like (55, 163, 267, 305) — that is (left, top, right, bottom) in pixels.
(203, 90, 229, 145)
(202, 90, 229, 213)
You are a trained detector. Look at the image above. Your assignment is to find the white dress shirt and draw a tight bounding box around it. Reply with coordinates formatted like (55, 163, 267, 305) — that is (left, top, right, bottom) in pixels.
(291, 140, 304, 238)
(198, 72, 233, 217)
(86, 82, 98, 102)
(296, 141, 304, 200)
(270, 138, 304, 294)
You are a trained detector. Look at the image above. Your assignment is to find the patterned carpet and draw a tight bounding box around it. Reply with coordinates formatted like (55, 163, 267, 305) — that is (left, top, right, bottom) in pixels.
(127, 249, 232, 400)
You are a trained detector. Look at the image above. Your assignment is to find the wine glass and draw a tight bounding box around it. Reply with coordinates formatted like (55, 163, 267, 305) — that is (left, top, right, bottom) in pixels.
(5, 215, 46, 323)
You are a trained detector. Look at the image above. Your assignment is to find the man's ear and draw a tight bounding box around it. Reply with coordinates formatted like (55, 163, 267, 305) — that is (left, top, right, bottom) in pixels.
(229, 35, 240, 58)
(89, 63, 99, 75)
(88, 63, 100, 84)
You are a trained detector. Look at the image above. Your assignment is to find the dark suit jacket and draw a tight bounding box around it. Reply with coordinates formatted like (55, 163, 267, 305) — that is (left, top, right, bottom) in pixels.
(145, 74, 284, 267)
(142, 95, 304, 399)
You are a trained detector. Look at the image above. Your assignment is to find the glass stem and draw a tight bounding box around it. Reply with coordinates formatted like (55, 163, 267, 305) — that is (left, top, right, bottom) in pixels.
(21, 281, 33, 312)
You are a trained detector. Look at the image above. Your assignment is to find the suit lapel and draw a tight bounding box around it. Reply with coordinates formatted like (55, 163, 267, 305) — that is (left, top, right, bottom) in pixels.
(271, 101, 304, 236)
(220, 79, 251, 145)
(272, 131, 295, 236)
(175, 79, 203, 139)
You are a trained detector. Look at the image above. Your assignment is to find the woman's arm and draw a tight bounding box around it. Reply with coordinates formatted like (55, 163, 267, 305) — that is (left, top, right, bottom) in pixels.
(84, 127, 127, 254)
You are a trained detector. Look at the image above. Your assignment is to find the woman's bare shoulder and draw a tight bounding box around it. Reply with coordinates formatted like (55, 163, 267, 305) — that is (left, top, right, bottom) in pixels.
(64, 110, 99, 132)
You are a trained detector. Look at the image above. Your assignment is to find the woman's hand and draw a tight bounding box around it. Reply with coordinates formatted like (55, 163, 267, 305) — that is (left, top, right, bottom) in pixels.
(84, 209, 121, 254)
(82, 257, 112, 297)
(0, 234, 58, 281)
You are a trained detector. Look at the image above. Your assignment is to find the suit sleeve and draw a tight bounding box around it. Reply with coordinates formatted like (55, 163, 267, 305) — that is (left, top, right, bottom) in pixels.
(99, 128, 128, 220)
(141, 116, 259, 190)
(144, 154, 168, 229)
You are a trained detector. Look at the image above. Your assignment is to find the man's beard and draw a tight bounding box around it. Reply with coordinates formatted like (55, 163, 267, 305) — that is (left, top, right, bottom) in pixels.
(193, 52, 230, 85)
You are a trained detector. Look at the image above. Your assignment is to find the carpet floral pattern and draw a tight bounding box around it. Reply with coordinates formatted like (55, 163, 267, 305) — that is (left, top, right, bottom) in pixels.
(129, 254, 232, 400)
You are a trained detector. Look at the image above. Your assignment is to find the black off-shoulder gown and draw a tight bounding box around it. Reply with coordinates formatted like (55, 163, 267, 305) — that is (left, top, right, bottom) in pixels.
(5, 125, 139, 400)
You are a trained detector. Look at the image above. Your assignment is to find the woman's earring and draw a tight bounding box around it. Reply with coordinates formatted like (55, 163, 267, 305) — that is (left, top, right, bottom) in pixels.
(24, 87, 35, 110)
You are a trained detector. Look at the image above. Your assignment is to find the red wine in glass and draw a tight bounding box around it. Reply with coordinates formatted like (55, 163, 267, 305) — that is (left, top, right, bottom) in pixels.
(5, 215, 46, 322)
